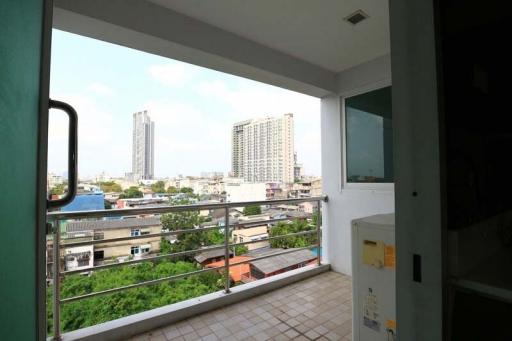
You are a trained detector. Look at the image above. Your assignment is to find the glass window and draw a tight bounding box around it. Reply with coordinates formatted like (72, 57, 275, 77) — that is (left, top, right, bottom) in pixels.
(131, 229, 141, 237)
(130, 246, 140, 255)
(345, 86, 393, 183)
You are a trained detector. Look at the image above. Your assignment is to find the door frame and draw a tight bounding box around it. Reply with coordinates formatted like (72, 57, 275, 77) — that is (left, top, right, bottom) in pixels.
(36, 0, 54, 339)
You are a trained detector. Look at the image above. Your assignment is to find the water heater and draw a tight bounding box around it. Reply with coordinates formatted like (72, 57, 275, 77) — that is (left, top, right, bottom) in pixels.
(352, 213, 396, 341)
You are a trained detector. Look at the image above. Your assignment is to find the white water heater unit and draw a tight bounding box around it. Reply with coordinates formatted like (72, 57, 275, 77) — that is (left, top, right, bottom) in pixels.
(352, 213, 396, 341)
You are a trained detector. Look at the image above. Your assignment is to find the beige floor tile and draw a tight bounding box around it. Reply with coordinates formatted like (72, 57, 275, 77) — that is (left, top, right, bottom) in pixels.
(142, 271, 352, 341)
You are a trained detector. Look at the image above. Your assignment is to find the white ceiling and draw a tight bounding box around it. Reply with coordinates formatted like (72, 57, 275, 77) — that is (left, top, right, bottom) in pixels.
(148, 0, 390, 73)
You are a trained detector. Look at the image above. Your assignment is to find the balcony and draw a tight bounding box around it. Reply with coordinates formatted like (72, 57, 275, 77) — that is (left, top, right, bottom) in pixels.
(47, 196, 337, 340)
(130, 270, 351, 341)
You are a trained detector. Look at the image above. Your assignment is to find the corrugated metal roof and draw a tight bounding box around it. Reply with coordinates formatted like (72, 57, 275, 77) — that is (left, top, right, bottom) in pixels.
(194, 248, 233, 263)
(250, 249, 316, 274)
(66, 217, 161, 232)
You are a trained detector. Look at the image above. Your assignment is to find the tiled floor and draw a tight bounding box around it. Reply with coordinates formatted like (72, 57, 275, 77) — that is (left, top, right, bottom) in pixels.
(130, 271, 352, 341)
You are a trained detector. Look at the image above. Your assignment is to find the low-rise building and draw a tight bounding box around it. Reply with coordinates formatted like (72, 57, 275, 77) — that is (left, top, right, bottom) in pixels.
(194, 248, 233, 266)
(224, 180, 266, 203)
(65, 217, 162, 267)
(232, 225, 269, 251)
(205, 256, 252, 283)
(242, 249, 316, 281)
(289, 178, 322, 198)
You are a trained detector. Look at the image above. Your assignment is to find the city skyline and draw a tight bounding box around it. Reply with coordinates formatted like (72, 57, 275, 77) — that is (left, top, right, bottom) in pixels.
(48, 29, 321, 179)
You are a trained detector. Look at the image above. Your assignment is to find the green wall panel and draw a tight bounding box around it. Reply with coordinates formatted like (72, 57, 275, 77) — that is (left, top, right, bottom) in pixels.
(0, 0, 44, 339)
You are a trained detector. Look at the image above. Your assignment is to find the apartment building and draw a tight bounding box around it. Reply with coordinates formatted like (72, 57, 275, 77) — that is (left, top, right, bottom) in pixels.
(64, 217, 162, 269)
(289, 178, 322, 198)
(232, 225, 269, 251)
(132, 110, 155, 180)
(232, 114, 294, 183)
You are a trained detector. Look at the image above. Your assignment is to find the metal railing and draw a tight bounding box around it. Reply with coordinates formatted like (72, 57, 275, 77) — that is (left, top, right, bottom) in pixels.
(47, 196, 327, 340)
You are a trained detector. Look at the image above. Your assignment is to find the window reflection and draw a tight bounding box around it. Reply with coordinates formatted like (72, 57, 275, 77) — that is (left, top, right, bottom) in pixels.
(345, 86, 393, 183)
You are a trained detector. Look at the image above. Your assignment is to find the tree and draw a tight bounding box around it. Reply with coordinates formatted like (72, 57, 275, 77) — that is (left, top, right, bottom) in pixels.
(50, 183, 66, 196)
(160, 209, 206, 260)
(160, 203, 228, 262)
(119, 186, 143, 199)
(243, 205, 261, 216)
(151, 181, 166, 193)
(48, 260, 222, 334)
(167, 186, 178, 194)
(234, 245, 248, 256)
(180, 187, 193, 194)
(97, 181, 122, 193)
(269, 219, 316, 249)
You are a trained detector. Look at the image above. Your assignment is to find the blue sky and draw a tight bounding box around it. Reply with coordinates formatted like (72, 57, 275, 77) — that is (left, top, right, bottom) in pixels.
(48, 29, 321, 179)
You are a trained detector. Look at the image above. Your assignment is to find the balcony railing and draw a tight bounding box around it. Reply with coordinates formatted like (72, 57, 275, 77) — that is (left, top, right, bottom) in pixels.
(46, 195, 327, 340)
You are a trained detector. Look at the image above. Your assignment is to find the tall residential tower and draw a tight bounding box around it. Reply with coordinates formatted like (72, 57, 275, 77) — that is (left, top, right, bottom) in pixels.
(132, 110, 154, 180)
(231, 113, 294, 183)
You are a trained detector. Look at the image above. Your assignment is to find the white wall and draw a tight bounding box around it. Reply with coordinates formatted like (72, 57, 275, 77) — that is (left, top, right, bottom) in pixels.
(225, 182, 266, 203)
(389, 1, 443, 340)
(321, 55, 394, 276)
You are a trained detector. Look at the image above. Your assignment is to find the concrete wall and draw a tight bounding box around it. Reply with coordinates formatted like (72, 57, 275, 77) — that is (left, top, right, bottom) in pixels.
(321, 55, 394, 275)
(389, 1, 444, 339)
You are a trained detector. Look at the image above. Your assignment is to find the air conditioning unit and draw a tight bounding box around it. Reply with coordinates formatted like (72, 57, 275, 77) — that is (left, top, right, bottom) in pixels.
(352, 213, 396, 341)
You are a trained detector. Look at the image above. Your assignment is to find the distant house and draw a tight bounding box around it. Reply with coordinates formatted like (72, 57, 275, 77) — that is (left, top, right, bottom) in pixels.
(194, 248, 233, 266)
(64, 216, 162, 269)
(244, 249, 316, 281)
(205, 256, 252, 283)
(232, 225, 269, 251)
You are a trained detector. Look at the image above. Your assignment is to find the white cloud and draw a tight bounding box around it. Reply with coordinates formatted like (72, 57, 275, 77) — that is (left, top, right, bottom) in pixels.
(148, 62, 199, 87)
(87, 82, 115, 96)
(142, 98, 231, 176)
(48, 92, 130, 178)
(195, 79, 322, 175)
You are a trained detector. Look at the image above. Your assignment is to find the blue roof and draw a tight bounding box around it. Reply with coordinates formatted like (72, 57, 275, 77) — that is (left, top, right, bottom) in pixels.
(61, 192, 105, 212)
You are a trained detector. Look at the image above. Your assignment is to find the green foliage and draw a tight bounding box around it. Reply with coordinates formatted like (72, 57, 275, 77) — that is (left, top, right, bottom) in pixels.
(119, 186, 143, 199)
(269, 219, 316, 249)
(180, 187, 194, 194)
(312, 210, 320, 226)
(243, 205, 262, 216)
(97, 181, 122, 193)
(49, 260, 222, 333)
(234, 245, 249, 256)
(151, 181, 166, 193)
(50, 183, 66, 196)
(167, 186, 178, 194)
(160, 209, 224, 261)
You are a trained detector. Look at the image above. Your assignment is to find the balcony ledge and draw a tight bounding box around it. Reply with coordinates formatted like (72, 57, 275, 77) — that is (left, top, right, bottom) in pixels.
(54, 263, 331, 341)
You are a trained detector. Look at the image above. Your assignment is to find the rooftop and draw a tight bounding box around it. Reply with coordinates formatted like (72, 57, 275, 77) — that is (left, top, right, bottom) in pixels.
(205, 256, 253, 282)
(66, 217, 162, 232)
(250, 249, 317, 274)
(194, 248, 234, 264)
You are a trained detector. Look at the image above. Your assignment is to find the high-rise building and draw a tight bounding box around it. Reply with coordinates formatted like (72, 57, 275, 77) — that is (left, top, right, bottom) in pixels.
(231, 113, 294, 183)
(293, 152, 304, 181)
(132, 110, 154, 180)
(231, 119, 251, 178)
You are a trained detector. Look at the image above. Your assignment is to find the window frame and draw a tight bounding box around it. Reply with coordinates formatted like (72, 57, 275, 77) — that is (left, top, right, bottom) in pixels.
(341, 81, 394, 191)
(131, 228, 141, 237)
